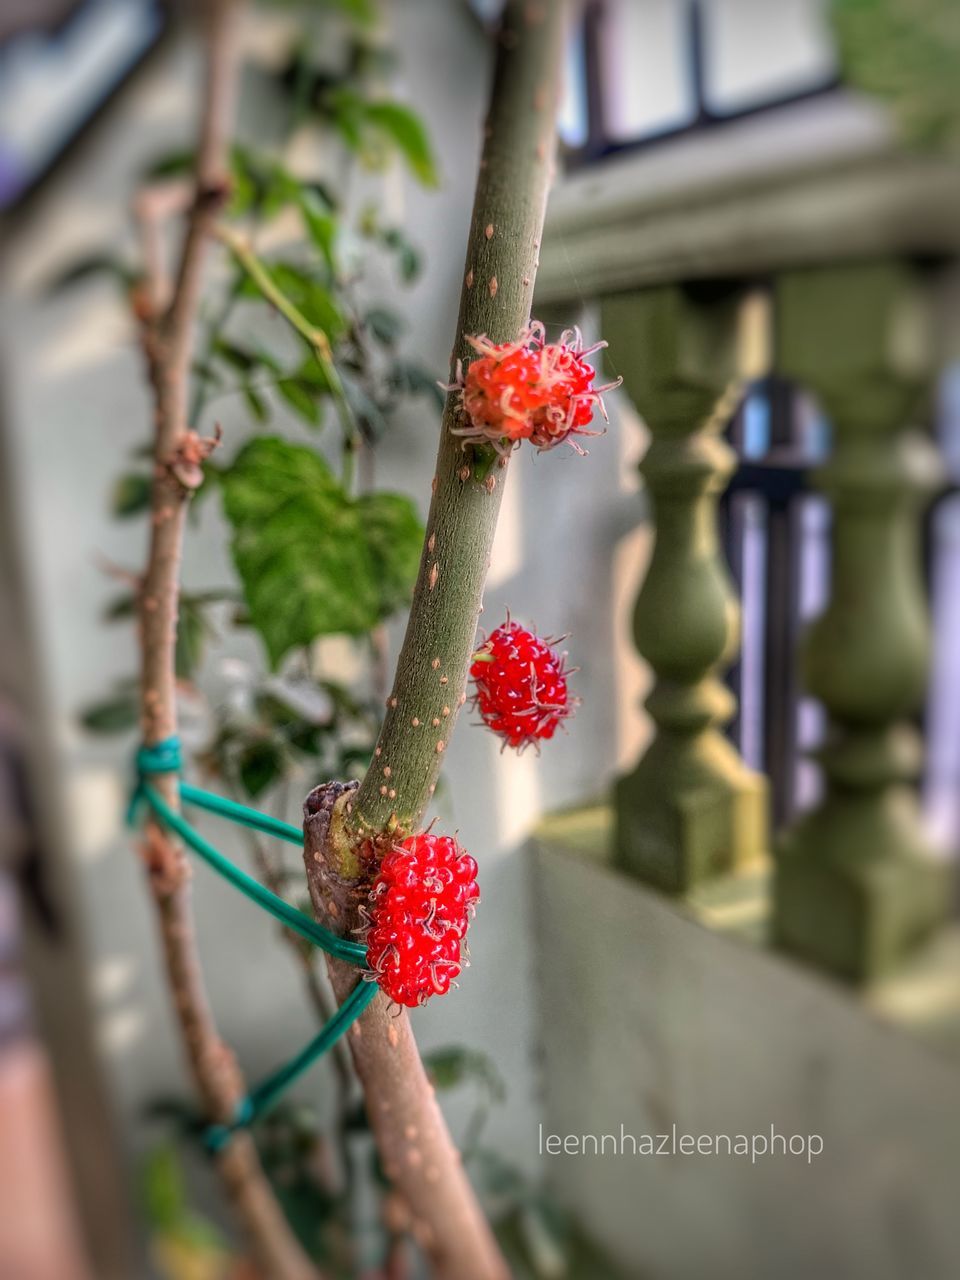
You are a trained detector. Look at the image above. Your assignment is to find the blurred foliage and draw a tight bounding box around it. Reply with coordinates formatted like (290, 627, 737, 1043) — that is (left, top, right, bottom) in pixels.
(326, 90, 439, 185)
(423, 1044, 507, 1099)
(80, 684, 140, 733)
(110, 471, 153, 518)
(832, 0, 960, 149)
(76, 0, 443, 724)
(146, 1041, 625, 1279)
(142, 1145, 240, 1280)
(198, 672, 380, 800)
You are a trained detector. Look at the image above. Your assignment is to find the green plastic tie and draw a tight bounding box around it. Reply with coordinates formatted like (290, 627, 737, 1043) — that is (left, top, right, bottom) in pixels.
(130, 737, 372, 1148)
(203, 980, 377, 1152)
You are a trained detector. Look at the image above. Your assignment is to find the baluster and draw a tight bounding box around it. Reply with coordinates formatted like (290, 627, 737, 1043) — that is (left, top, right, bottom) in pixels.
(774, 261, 950, 982)
(602, 284, 768, 893)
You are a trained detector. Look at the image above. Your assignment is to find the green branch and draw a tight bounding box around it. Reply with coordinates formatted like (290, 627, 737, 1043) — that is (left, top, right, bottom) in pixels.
(351, 0, 568, 834)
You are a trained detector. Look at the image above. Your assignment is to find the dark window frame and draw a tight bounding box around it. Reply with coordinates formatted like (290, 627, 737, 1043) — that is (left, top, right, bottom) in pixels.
(565, 0, 840, 170)
(0, 0, 168, 217)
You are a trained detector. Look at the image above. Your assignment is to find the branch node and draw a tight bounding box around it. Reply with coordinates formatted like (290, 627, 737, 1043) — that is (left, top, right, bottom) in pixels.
(165, 424, 223, 491)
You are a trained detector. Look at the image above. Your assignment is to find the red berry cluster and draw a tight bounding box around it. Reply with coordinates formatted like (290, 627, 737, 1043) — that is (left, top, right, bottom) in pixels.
(470, 619, 575, 751)
(365, 833, 479, 1008)
(445, 321, 620, 456)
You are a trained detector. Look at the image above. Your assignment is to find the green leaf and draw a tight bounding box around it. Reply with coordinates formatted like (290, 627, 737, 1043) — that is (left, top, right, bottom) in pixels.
(298, 191, 339, 272)
(389, 359, 446, 409)
(381, 226, 422, 282)
(228, 149, 342, 267)
(192, 358, 224, 390)
(832, 0, 960, 150)
(211, 339, 284, 420)
(329, 92, 439, 186)
(277, 376, 322, 426)
(141, 1145, 227, 1258)
(111, 472, 152, 518)
(237, 738, 287, 798)
(142, 1145, 185, 1232)
(103, 592, 137, 622)
(295, 354, 334, 392)
(254, 685, 332, 756)
(229, 145, 298, 219)
(422, 1047, 507, 1102)
(470, 1149, 528, 1203)
(260, 0, 375, 22)
(212, 338, 257, 372)
(364, 306, 404, 346)
(287, 723, 325, 756)
(244, 384, 270, 423)
(238, 261, 343, 339)
(363, 100, 439, 186)
(175, 596, 211, 681)
(45, 254, 134, 295)
(348, 37, 398, 79)
(340, 373, 388, 442)
(327, 0, 377, 23)
(142, 150, 194, 180)
(317, 678, 371, 720)
(338, 743, 376, 777)
(220, 438, 423, 667)
(80, 692, 139, 734)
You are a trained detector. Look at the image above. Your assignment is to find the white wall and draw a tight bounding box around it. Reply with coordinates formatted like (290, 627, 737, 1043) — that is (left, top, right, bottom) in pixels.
(534, 831, 960, 1280)
(0, 0, 646, 1211)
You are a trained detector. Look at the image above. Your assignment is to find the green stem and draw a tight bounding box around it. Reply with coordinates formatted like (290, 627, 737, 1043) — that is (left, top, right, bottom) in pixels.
(340, 434, 358, 495)
(351, 0, 568, 834)
(214, 223, 361, 472)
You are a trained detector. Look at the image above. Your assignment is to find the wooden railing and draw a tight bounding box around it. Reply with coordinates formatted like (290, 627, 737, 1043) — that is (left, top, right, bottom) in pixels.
(538, 107, 960, 983)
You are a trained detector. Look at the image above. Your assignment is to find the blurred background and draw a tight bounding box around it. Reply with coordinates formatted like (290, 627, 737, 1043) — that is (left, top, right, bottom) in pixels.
(1, 1, 959, 1278)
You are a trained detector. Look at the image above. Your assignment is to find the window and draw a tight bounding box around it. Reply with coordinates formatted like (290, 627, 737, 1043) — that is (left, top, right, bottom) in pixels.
(0, 0, 164, 212)
(561, 0, 838, 164)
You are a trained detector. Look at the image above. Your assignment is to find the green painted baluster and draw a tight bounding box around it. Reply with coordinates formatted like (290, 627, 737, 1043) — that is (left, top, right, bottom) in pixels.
(774, 261, 950, 982)
(602, 285, 768, 894)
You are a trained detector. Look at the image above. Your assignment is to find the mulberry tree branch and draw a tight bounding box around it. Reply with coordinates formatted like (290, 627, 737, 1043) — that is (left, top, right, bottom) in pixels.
(135, 3, 320, 1276)
(303, 4, 568, 1278)
(351, 0, 567, 832)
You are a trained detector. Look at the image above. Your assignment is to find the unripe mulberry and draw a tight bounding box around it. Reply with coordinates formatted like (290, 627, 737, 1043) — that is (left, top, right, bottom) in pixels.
(470, 619, 576, 751)
(365, 833, 479, 1008)
(443, 321, 621, 456)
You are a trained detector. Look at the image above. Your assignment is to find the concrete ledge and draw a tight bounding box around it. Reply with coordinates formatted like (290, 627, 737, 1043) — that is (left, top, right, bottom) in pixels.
(537, 96, 960, 304)
(530, 805, 960, 1280)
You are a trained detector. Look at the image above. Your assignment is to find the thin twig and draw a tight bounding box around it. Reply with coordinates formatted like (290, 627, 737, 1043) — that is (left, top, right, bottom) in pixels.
(134, 3, 320, 1276)
(213, 223, 361, 483)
